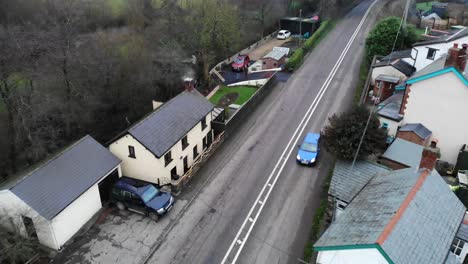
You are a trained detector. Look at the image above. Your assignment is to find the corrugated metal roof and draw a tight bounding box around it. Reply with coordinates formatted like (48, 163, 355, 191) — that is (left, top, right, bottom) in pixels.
(408, 54, 447, 80)
(263, 49, 287, 61)
(375, 74, 400, 83)
(399, 123, 432, 139)
(128, 90, 214, 157)
(382, 138, 423, 168)
(316, 168, 466, 264)
(10, 135, 121, 220)
(329, 160, 390, 203)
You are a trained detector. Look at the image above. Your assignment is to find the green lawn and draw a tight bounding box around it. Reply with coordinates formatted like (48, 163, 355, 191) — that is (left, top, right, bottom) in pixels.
(209, 86, 257, 106)
(416, 1, 438, 12)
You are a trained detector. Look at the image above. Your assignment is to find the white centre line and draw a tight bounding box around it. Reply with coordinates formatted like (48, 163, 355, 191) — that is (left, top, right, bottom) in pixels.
(221, 1, 379, 263)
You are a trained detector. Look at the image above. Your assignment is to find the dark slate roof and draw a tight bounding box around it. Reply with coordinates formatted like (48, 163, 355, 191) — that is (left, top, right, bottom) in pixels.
(399, 123, 432, 140)
(315, 168, 466, 264)
(9, 136, 121, 220)
(414, 27, 468, 46)
(382, 138, 423, 168)
(381, 50, 412, 61)
(377, 92, 404, 121)
(128, 90, 214, 157)
(374, 59, 416, 76)
(329, 160, 390, 203)
(408, 54, 447, 80)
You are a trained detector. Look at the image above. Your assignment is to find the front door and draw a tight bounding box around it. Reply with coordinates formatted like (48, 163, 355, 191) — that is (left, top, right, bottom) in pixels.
(22, 216, 37, 238)
(183, 156, 189, 174)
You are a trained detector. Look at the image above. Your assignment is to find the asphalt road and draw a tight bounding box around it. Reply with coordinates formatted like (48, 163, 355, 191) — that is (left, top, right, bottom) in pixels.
(143, 1, 387, 263)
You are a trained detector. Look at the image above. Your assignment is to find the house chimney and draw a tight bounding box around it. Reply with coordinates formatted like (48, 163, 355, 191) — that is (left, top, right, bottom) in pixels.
(446, 43, 461, 69)
(419, 147, 440, 171)
(184, 77, 196, 91)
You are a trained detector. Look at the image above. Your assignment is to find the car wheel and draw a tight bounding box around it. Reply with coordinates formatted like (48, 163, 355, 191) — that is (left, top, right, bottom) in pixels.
(116, 202, 126, 210)
(149, 212, 159, 222)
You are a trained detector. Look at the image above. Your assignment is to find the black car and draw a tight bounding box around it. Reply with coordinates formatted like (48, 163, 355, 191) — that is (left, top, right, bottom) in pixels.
(111, 177, 175, 221)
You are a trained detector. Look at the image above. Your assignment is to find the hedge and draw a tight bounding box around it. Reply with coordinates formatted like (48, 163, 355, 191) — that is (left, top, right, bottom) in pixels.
(285, 20, 334, 72)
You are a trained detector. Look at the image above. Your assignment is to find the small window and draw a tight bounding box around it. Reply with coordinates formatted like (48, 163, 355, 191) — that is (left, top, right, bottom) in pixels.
(182, 136, 189, 150)
(164, 151, 173, 166)
(128, 146, 136, 158)
(273, 63, 277, 67)
(201, 116, 207, 131)
(451, 238, 465, 256)
(427, 48, 437, 60)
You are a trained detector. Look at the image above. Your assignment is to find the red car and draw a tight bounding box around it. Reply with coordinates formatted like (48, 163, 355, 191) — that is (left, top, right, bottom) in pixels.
(231, 55, 250, 71)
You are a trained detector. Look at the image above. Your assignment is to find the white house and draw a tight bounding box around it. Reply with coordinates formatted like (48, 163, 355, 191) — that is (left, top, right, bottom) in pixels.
(401, 49, 468, 164)
(376, 92, 404, 142)
(0, 135, 122, 250)
(109, 90, 215, 188)
(407, 27, 468, 71)
(315, 148, 465, 264)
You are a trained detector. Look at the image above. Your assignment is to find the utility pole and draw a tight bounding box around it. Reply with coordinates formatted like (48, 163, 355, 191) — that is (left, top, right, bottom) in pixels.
(299, 9, 303, 44)
(403, 0, 411, 28)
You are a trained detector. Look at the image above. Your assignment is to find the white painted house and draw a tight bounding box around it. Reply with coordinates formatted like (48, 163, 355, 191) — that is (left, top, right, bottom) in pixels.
(0, 135, 122, 250)
(315, 149, 465, 264)
(109, 90, 215, 188)
(407, 27, 468, 71)
(401, 54, 468, 164)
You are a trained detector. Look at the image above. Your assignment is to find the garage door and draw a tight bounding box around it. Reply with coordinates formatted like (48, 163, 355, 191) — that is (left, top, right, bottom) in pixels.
(98, 169, 120, 203)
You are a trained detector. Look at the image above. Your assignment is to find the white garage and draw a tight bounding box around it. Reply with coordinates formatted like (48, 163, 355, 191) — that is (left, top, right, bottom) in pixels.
(0, 135, 121, 250)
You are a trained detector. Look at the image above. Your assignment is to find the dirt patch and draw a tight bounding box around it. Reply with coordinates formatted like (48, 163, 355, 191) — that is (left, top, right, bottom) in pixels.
(218, 93, 239, 107)
(249, 38, 291, 61)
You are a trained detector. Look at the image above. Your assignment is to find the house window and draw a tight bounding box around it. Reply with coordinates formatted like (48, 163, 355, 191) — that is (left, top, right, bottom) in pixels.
(427, 48, 437, 60)
(201, 116, 207, 131)
(193, 145, 199, 160)
(451, 238, 465, 256)
(171, 167, 179, 181)
(273, 62, 277, 67)
(128, 146, 136, 158)
(381, 122, 389, 130)
(182, 136, 189, 150)
(164, 151, 173, 166)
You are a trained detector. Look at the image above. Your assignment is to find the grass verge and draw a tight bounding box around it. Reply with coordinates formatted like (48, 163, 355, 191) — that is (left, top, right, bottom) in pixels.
(286, 20, 335, 71)
(353, 57, 370, 105)
(209, 85, 257, 106)
(302, 160, 335, 262)
(416, 1, 438, 12)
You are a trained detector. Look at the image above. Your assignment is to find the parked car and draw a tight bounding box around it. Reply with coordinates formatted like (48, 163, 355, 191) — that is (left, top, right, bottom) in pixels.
(277, 30, 291, 40)
(231, 55, 250, 71)
(111, 177, 175, 221)
(296, 132, 320, 166)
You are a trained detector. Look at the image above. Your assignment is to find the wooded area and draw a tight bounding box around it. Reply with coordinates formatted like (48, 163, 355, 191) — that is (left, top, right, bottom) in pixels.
(0, 0, 357, 183)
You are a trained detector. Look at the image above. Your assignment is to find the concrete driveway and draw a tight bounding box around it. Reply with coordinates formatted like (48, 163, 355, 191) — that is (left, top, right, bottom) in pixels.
(53, 201, 186, 264)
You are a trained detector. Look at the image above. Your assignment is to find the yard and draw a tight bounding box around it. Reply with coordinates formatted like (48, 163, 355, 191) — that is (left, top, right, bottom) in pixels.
(209, 85, 257, 107)
(416, 1, 438, 12)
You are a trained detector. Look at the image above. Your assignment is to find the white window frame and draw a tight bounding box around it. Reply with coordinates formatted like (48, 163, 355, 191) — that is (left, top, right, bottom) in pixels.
(451, 238, 465, 256)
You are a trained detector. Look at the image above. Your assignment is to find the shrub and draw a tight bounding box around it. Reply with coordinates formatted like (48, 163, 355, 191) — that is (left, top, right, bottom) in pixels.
(303, 21, 331, 52)
(285, 48, 305, 71)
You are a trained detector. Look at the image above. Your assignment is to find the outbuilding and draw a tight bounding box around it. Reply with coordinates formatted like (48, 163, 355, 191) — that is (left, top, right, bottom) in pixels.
(0, 135, 122, 250)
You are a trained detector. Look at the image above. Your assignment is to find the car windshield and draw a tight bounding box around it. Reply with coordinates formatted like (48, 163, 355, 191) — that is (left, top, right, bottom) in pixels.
(278, 32, 284, 35)
(235, 57, 245, 63)
(301, 142, 317, 152)
(141, 185, 160, 203)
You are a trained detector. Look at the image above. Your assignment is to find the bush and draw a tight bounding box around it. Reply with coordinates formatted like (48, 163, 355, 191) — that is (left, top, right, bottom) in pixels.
(285, 47, 305, 71)
(303, 21, 331, 52)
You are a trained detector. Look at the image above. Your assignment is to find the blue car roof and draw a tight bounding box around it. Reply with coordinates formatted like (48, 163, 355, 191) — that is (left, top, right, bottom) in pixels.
(304, 133, 320, 144)
(115, 177, 154, 196)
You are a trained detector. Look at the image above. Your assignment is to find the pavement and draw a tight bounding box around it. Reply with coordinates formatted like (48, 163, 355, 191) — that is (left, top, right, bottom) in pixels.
(53, 0, 388, 263)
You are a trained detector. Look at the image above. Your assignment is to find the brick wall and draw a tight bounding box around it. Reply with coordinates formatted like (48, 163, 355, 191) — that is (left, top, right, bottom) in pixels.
(397, 131, 427, 146)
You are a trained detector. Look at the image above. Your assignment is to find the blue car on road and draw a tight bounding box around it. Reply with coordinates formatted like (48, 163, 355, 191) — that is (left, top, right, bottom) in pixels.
(296, 132, 320, 166)
(111, 177, 175, 221)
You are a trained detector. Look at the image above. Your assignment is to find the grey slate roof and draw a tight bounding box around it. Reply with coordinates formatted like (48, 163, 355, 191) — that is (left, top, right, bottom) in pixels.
(9, 135, 121, 220)
(381, 50, 412, 61)
(408, 54, 447, 80)
(374, 59, 416, 76)
(315, 168, 466, 264)
(399, 123, 432, 140)
(329, 160, 390, 203)
(382, 138, 424, 168)
(377, 92, 404, 121)
(444, 253, 460, 264)
(128, 90, 214, 157)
